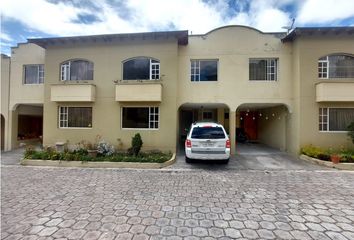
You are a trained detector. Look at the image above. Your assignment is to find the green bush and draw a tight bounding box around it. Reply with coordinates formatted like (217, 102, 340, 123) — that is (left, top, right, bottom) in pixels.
(131, 133, 143, 156)
(348, 121, 354, 144)
(300, 145, 325, 158)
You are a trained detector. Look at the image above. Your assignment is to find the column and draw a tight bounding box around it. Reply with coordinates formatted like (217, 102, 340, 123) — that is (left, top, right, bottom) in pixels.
(229, 110, 236, 155)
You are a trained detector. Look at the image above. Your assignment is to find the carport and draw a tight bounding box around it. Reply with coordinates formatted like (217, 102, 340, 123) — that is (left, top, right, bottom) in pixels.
(236, 103, 290, 152)
(177, 103, 229, 152)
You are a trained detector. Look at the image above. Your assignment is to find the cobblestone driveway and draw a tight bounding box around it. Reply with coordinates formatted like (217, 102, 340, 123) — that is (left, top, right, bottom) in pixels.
(2, 165, 354, 240)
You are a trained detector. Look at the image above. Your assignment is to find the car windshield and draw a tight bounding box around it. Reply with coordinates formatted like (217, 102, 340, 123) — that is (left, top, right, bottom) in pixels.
(191, 127, 225, 139)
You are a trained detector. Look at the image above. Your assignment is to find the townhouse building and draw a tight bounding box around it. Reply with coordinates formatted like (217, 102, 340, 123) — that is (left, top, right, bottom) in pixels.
(1, 25, 353, 155)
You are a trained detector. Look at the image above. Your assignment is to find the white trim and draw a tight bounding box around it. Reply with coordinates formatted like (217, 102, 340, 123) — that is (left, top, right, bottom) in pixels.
(249, 58, 278, 81)
(190, 59, 218, 82)
(318, 56, 329, 79)
(23, 64, 44, 84)
(58, 106, 93, 129)
(319, 107, 354, 132)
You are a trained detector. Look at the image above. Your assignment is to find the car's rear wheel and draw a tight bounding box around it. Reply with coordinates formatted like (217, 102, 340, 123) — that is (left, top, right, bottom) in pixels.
(222, 158, 229, 164)
(185, 156, 192, 163)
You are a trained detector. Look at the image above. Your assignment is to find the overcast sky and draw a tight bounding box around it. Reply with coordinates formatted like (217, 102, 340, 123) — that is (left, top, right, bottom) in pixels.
(1, 0, 354, 55)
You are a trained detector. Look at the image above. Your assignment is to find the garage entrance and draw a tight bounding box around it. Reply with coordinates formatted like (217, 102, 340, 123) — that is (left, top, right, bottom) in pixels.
(236, 103, 290, 152)
(178, 103, 229, 153)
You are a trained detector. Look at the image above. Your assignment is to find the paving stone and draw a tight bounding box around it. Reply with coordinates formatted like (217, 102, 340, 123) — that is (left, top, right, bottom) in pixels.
(274, 229, 293, 239)
(257, 229, 276, 239)
(192, 227, 208, 237)
(325, 231, 349, 240)
(240, 229, 259, 239)
(38, 227, 58, 237)
(225, 228, 242, 238)
(83, 230, 102, 240)
(290, 230, 312, 240)
(160, 226, 176, 236)
(208, 227, 224, 238)
(176, 226, 191, 236)
(67, 229, 87, 239)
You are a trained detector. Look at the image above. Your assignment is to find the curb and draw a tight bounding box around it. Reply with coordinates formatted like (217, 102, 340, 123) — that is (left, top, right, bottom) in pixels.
(300, 154, 354, 170)
(20, 153, 176, 169)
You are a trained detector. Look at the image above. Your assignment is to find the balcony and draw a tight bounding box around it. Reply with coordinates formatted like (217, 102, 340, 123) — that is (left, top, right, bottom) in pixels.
(316, 82, 354, 102)
(115, 83, 162, 102)
(51, 84, 96, 102)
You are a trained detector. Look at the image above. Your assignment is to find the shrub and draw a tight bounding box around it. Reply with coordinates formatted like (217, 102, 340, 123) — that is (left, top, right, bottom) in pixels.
(348, 121, 354, 144)
(131, 133, 143, 156)
(300, 145, 325, 158)
(97, 140, 115, 156)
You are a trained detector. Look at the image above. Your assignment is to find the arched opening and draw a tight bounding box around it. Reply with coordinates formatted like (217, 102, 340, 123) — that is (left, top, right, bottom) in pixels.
(1, 114, 4, 150)
(60, 59, 94, 81)
(235, 103, 291, 154)
(177, 103, 230, 154)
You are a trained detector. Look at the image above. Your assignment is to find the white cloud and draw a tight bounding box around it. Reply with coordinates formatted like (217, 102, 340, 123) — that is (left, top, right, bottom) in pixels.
(1, 0, 353, 43)
(297, 0, 354, 24)
(0, 32, 13, 42)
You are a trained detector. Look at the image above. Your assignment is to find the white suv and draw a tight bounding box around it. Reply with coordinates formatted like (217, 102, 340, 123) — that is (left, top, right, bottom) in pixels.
(185, 122, 230, 163)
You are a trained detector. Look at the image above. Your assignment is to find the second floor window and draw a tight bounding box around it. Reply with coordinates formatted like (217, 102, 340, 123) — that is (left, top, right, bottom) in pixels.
(24, 65, 44, 84)
(318, 54, 354, 79)
(249, 58, 278, 81)
(191, 60, 218, 81)
(123, 57, 160, 80)
(61, 60, 94, 81)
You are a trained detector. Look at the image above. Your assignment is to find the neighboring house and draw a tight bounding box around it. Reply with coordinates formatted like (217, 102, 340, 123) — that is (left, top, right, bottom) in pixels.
(1, 25, 354, 155)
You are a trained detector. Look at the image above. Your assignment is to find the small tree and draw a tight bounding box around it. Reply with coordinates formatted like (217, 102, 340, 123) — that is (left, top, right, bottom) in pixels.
(131, 133, 143, 156)
(348, 121, 354, 144)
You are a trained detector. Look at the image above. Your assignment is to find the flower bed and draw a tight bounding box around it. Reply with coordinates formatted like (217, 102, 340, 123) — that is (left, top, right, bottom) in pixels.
(301, 145, 354, 163)
(24, 148, 173, 163)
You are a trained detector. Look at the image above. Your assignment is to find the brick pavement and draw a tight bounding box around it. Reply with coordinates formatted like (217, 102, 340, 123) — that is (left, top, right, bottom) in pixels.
(1, 165, 354, 239)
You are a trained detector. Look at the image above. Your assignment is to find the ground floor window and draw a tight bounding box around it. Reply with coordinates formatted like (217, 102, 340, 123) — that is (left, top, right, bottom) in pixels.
(319, 108, 354, 131)
(59, 107, 92, 128)
(122, 107, 159, 129)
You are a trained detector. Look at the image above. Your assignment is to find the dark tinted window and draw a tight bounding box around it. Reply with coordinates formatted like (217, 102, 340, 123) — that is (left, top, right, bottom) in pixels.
(123, 58, 160, 80)
(191, 60, 218, 81)
(122, 107, 149, 128)
(191, 127, 225, 139)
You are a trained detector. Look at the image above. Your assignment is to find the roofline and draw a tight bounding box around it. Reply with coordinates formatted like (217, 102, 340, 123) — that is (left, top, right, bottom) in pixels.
(282, 26, 354, 42)
(28, 30, 189, 48)
(191, 25, 287, 37)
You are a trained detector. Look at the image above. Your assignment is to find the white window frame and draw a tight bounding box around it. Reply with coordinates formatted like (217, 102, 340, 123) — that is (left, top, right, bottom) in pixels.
(318, 56, 329, 79)
(190, 59, 218, 82)
(150, 59, 160, 80)
(58, 106, 93, 129)
(191, 60, 200, 81)
(121, 106, 159, 130)
(319, 107, 353, 133)
(249, 58, 278, 81)
(23, 64, 44, 84)
(61, 62, 70, 81)
(319, 107, 329, 131)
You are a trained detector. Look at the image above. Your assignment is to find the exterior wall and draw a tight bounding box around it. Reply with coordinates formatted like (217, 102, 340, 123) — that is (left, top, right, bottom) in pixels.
(177, 27, 293, 111)
(8, 43, 45, 149)
(178, 26, 294, 153)
(294, 36, 354, 150)
(1, 54, 10, 150)
(257, 106, 288, 151)
(43, 39, 179, 152)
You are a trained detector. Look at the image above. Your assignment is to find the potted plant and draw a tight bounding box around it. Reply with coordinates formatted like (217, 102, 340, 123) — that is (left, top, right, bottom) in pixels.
(85, 142, 98, 158)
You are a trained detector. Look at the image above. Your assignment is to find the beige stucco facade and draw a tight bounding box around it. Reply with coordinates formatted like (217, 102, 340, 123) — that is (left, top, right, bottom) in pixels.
(1, 54, 10, 150)
(2, 26, 354, 155)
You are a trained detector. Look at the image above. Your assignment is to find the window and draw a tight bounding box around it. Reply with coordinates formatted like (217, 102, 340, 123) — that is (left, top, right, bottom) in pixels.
(24, 65, 44, 84)
(122, 107, 159, 129)
(191, 127, 226, 139)
(191, 60, 218, 81)
(123, 57, 160, 80)
(318, 55, 354, 79)
(59, 107, 92, 128)
(249, 58, 278, 81)
(319, 108, 354, 131)
(202, 111, 213, 120)
(61, 60, 94, 81)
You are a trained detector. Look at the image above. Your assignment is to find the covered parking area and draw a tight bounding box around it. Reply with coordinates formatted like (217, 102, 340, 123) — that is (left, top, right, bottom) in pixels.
(177, 103, 230, 152)
(235, 103, 291, 153)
